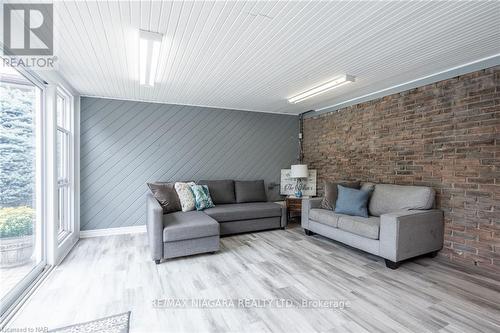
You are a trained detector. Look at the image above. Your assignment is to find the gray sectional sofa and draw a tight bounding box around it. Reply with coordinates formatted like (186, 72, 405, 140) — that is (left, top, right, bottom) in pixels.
(146, 180, 286, 263)
(302, 183, 444, 269)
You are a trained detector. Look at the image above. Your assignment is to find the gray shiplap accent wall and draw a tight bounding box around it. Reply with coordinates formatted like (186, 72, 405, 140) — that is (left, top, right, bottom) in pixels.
(80, 97, 298, 231)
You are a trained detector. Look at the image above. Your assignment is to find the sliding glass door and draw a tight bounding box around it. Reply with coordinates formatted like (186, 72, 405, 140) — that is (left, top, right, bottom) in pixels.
(0, 65, 46, 316)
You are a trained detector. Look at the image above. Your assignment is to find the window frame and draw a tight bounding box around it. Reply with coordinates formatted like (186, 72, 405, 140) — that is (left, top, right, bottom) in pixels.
(55, 87, 74, 243)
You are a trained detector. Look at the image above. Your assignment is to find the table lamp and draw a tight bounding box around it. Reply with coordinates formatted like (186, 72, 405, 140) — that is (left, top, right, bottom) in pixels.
(290, 164, 308, 198)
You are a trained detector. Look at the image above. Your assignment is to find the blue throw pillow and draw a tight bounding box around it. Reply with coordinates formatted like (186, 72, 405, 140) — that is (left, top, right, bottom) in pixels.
(334, 185, 370, 218)
(189, 184, 215, 211)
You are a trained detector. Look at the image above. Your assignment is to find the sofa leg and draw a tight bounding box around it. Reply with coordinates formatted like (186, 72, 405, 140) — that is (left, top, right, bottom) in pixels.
(385, 259, 401, 269)
(154, 259, 161, 265)
(428, 250, 439, 258)
(304, 229, 314, 236)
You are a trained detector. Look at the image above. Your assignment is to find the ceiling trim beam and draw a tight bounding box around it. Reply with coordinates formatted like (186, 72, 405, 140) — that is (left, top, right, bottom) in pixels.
(304, 54, 500, 118)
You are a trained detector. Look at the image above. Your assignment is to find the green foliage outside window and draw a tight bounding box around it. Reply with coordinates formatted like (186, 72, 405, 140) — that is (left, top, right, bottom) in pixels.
(0, 85, 35, 207)
(0, 206, 34, 238)
(1, 82, 36, 238)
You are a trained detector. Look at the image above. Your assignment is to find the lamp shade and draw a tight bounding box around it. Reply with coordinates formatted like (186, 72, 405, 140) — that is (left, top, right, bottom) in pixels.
(290, 164, 308, 178)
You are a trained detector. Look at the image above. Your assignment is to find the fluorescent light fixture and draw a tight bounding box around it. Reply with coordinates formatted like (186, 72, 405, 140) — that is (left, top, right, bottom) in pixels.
(288, 74, 355, 104)
(139, 30, 163, 87)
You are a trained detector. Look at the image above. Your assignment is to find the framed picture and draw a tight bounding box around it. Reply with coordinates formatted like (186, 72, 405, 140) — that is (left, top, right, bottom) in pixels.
(280, 169, 317, 196)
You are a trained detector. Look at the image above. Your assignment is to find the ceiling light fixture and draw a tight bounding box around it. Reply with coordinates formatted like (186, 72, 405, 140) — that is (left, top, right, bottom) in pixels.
(288, 74, 355, 104)
(139, 30, 163, 87)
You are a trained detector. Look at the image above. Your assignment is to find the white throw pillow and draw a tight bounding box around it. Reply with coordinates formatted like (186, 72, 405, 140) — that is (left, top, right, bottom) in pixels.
(174, 182, 196, 212)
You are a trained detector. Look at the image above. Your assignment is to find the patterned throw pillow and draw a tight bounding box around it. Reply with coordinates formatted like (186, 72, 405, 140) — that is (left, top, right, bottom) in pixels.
(174, 182, 196, 212)
(190, 184, 215, 211)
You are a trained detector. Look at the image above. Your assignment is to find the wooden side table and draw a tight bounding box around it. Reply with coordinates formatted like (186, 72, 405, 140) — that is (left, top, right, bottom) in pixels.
(285, 197, 303, 224)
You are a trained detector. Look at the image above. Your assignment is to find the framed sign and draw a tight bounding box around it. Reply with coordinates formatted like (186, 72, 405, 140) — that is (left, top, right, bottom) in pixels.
(280, 169, 317, 196)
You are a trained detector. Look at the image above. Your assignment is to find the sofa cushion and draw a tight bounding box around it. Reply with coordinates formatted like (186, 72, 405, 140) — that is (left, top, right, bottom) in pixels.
(369, 184, 435, 217)
(234, 180, 267, 203)
(309, 209, 342, 228)
(321, 180, 360, 210)
(198, 180, 236, 204)
(360, 182, 376, 206)
(203, 202, 281, 222)
(360, 182, 376, 193)
(190, 184, 215, 211)
(338, 215, 380, 240)
(163, 211, 219, 242)
(334, 185, 370, 218)
(147, 182, 181, 214)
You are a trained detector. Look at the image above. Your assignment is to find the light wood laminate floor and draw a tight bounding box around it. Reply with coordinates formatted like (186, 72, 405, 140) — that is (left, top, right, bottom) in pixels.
(7, 225, 500, 332)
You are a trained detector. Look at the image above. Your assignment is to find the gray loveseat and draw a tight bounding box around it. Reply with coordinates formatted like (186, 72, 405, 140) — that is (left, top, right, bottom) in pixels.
(147, 180, 286, 264)
(302, 183, 444, 269)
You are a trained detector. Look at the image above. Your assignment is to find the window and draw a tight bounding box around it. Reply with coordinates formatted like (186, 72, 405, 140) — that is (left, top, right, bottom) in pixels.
(56, 89, 73, 241)
(0, 63, 78, 319)
(0, 64, 46, 316)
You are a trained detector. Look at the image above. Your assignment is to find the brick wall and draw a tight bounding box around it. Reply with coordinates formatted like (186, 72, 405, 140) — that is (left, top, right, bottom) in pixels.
(303, 66, 499, 272)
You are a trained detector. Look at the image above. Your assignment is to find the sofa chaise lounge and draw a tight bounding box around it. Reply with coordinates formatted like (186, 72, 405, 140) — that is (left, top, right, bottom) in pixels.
(302, 183, 444, 269)
(147, 180, 286, 263)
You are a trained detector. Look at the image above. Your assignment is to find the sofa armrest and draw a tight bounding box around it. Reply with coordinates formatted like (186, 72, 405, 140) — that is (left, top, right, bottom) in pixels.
(146, 192, 164, 261)
(301, 197, 323, 230)
(379, 209, 444, 262)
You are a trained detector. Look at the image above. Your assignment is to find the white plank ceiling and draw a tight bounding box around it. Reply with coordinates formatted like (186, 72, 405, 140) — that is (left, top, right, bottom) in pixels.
(43, 1, 500, 113)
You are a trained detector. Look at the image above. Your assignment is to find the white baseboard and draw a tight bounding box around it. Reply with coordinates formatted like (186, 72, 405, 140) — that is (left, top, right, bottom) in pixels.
(80, 225, 146, 238)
